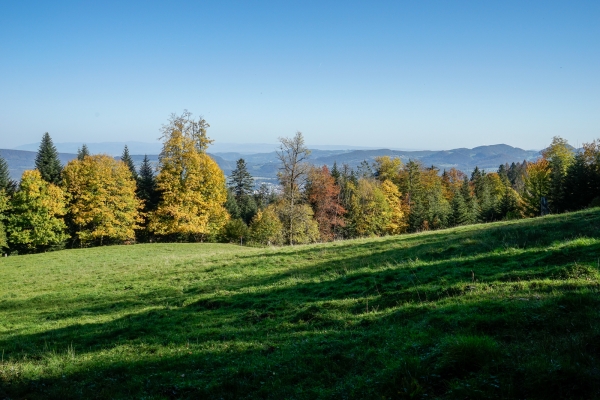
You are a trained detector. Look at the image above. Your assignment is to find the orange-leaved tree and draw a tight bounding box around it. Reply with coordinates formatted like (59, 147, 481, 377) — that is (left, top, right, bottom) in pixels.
(63, 154, 142, 245)
(149, 111, 228, 240)
(306, 165, 345, 241)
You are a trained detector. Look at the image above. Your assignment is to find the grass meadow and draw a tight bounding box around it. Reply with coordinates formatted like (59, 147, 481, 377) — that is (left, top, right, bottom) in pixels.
(2, 209, 600, 398)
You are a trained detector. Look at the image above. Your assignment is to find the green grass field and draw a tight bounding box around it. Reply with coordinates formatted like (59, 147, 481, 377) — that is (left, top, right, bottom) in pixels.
(2, 209, 600, 399)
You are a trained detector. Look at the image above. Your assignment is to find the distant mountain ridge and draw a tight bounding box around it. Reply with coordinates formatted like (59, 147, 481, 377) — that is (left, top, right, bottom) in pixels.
(13, 142, 391, 156)
(0, 144, 541, 183)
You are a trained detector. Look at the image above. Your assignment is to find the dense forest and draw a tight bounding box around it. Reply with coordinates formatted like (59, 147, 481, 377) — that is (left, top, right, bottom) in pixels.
(1, 112, 599, 255)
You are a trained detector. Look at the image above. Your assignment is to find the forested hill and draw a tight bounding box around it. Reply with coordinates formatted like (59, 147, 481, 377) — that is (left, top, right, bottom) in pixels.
(0, 144, 540, 181)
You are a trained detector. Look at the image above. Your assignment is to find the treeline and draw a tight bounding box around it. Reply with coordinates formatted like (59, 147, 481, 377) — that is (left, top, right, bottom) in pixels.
(0, 113, 598, 254)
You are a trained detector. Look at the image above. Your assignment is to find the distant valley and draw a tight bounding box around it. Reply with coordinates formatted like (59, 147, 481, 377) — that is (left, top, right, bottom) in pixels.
(0, 144, 541, 184)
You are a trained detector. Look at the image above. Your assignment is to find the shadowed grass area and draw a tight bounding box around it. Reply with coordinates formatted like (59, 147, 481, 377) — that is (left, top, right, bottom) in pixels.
(2, 209, 600, 398)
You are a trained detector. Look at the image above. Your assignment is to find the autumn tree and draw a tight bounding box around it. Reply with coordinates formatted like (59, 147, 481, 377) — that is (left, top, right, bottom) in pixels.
(380, 179, 408, 234)
(63, 155, 142, 245)
(35, 132, 62, 185)
(249, 206, 283, 245)
(121, 145, 139, 181)
(7, 170, 69, 251)
(273, 201, 319, 244)
(374, 156, 402, 185)
(348, 178, 391, 237)
(276, 132, 311, 245)
(149, 111, 228, 240)
(521, 158, 551, 217)
(306, 165, 346, 241)
(0, 189, 9, 250)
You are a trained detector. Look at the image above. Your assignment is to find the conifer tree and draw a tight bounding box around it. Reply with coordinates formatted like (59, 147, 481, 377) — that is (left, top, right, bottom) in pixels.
(137, 155, 159, 213)
(450, 188, 469, 226)
(224, 189, 241, 220)
(35, 132, 62, 185)
(228, 158, 257, 224)
(460, 177, 479, 224)
(0, 155, 12, 192)
(497, 186, 521, 220)
(330, 161, 340, 185)
(562, 153, 590, 210)
(121, 145, 138, 181)
(228, 159, 254, 198)
(542, 136, 574, 212)
(77, 144, 90, 161)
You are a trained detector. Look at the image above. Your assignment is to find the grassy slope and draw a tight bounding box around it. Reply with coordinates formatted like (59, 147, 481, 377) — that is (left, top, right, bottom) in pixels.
(2, 210, 600, 399)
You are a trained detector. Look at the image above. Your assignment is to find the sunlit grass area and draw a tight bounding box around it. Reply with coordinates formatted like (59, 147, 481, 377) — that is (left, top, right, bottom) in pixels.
(2, 209, 600, 399)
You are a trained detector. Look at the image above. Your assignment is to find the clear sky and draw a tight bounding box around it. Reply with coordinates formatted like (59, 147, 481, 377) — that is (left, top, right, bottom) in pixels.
(1, 1, 598, 150)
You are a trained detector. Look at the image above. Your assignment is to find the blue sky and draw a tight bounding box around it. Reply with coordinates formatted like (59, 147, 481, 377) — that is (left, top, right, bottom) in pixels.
(1, 1, 598, 150)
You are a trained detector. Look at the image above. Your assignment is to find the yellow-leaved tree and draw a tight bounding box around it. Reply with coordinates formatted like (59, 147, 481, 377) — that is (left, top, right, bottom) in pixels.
(63, 154, 142, 245)
(149, 111, 228, 240)
(380, 179, 408, 234)
(7, 170, 69, 251)
(521, 159, 551, 217)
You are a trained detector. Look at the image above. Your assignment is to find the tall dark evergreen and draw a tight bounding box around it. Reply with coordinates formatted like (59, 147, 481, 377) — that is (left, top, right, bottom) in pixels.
(77, 144, 90, 161)
(228, 159, 254, 198)
(450, 188, 469, 226)
(0, 155, 12, 192)
(460, 177, 479, 224)
(121, 145, 138, 181)
(137, 155, 159, 213)
(35, 132, 62, 184)
(331, 161, 340, 185)
(497, 186, 521, 220)
(563, 153, 590, 211)
(228, 159, 257, 224)
(224, 189, 241, 219)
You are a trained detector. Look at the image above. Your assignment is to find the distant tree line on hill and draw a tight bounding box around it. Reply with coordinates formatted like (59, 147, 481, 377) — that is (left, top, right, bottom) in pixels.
(0, 114, 598, 254)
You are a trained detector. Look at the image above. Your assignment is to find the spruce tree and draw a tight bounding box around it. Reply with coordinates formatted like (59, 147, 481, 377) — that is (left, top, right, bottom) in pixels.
(228, 159, 254, 198)
(77, 144, 90, 161)
(137, 155, 158, 213)
(121, 145, 138, 181)
(35, 132, 62, 184)
(224, 189, 241, 219)
(0, 155, 11, 192)
(460, 177, 479, 224)
(450, 188, 469, 226)
(331, 161, 340, 185)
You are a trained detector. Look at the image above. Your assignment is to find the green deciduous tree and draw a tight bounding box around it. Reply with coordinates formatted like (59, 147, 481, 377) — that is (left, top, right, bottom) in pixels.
(35, 132, 62, 185)
(7, 170, 69, 251)
(249, 206, 283, 245)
